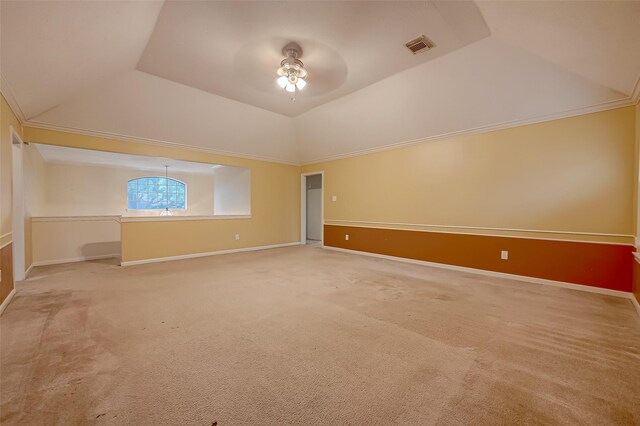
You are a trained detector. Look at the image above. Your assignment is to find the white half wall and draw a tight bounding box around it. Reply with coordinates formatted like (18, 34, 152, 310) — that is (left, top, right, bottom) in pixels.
(32, 216, 121, 265)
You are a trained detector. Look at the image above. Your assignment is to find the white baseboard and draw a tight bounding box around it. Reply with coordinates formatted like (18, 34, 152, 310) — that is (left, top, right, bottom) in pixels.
(121, 242, 302, 266)
(0, 288, 16, 316)
(32, 254, 121, 268)
(632, 295, 640, 318)
(323, 246, 635, 300)
(24, 263, 34, 279)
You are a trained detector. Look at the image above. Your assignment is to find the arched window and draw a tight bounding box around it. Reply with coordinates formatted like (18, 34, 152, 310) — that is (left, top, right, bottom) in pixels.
(127, 177, 186, 210)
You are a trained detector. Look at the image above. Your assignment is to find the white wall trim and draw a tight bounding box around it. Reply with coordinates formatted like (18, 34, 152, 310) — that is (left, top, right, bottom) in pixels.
(326, 219, 631, 238)
(32, 254, 121, 268)
(121, 214, 251, 223)
(301, 97, 637, 165)
(0, 289, 17, 316)
(23, 120, 299, 166)
(631, 294, 640, 318)
(24, 263, 34, 279)
(0, 72, 27, 123)
(15, 93, 637, 168)
(325, 221, 635, 246)
(32, 215, 122, 223)
(121, 242, 302, 266)
(630, 73, 640, 104)
(633, 255, 640, 319)
(30, 215, 251, 223)
(323, 246, 634, 300)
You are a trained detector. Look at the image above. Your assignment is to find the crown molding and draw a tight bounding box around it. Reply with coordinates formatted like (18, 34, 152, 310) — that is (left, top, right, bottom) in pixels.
(300, 96, 637, 165)
(8, 74, 638, 167)
(0, 72, 27, 123)
(631, 73, 640, 105)
(22, 120, 300, 166)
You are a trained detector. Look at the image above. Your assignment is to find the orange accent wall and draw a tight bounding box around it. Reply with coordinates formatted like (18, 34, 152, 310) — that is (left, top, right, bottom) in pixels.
(325, 225, 634, 292)
(1, 243, 14, 305)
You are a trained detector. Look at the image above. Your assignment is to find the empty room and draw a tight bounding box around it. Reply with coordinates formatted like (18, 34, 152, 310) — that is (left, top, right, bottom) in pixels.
(1, 1, 639, 424)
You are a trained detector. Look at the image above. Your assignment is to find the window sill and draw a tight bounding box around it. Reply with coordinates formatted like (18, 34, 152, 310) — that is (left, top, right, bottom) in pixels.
(32, 215, 121, 223)
(120, 215, 251, 223)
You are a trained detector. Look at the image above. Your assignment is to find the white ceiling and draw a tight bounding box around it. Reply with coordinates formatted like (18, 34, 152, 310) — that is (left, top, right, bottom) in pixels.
(476, 0, 640, 96)
(28, 70, 300, 164)
(295, 37, 625, 163)
(0, 0, 163, 119)
(1, 1, 639, 165)
(34, 143, 224, 175)
(137, 1, 489, 117)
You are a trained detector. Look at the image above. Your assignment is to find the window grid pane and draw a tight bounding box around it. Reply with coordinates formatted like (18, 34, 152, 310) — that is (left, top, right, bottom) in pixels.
(127, 177, 186, 210)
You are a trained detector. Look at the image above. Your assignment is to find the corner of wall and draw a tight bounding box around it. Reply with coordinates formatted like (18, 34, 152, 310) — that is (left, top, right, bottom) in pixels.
(0, 93, 22, 304)
(634, 104, 640, 303)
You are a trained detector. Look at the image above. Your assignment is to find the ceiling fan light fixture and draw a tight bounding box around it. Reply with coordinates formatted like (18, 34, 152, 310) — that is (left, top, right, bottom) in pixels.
(160, 165, 173, 216)
(277, 76, 288, 88)
(276, 42, 308, 99)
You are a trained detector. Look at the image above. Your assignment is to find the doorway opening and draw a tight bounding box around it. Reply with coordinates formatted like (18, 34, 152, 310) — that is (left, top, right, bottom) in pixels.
(301, 172, 323, 246)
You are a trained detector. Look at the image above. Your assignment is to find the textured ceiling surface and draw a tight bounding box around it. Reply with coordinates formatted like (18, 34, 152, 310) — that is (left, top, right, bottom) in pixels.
(1, 1, 639, 164)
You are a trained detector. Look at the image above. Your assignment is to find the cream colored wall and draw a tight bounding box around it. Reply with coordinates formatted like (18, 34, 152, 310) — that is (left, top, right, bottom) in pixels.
(22, 127, 301, 262)
(1, 95, 21, 248)
(32, 217, 120, 265)
(22, 104, 635, 263)
(213, 166, 251, 216)
(24, 145, 48, 217)
(42, 161, 214, 217)
(302, 106, 637, 245)
(121, 217, 284, 262)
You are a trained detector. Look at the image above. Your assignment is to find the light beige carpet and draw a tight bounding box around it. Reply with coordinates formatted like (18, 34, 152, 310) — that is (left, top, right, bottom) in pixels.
(1, 246, 639, 425)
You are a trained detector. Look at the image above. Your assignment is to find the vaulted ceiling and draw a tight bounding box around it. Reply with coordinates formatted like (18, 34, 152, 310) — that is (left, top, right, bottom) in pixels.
(1, 1, 639, 165)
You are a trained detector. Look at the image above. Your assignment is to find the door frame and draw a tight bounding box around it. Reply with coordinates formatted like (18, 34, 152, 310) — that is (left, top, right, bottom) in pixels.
(10, 126, 25, 281)
(300, 171, 324, 245)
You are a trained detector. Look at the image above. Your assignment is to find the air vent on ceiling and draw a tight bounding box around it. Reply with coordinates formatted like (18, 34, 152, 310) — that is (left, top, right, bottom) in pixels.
(405, 35, 435, 55)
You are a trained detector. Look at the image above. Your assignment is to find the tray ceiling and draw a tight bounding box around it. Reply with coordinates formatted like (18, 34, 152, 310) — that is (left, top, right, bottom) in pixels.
(137, 1, 490, 117)
(1, 1, 639, 165)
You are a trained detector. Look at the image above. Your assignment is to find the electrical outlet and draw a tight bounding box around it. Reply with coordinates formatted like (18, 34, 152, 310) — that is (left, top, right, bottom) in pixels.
(235, 234, 240, 241)
(345, 234, 349, 241)
(332, 195, 337, 202)
(501, 250, 508, 260)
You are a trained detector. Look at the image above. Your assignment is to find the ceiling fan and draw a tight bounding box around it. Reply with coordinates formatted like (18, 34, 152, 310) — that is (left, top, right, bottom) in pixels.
(276, 42, 308, 101)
